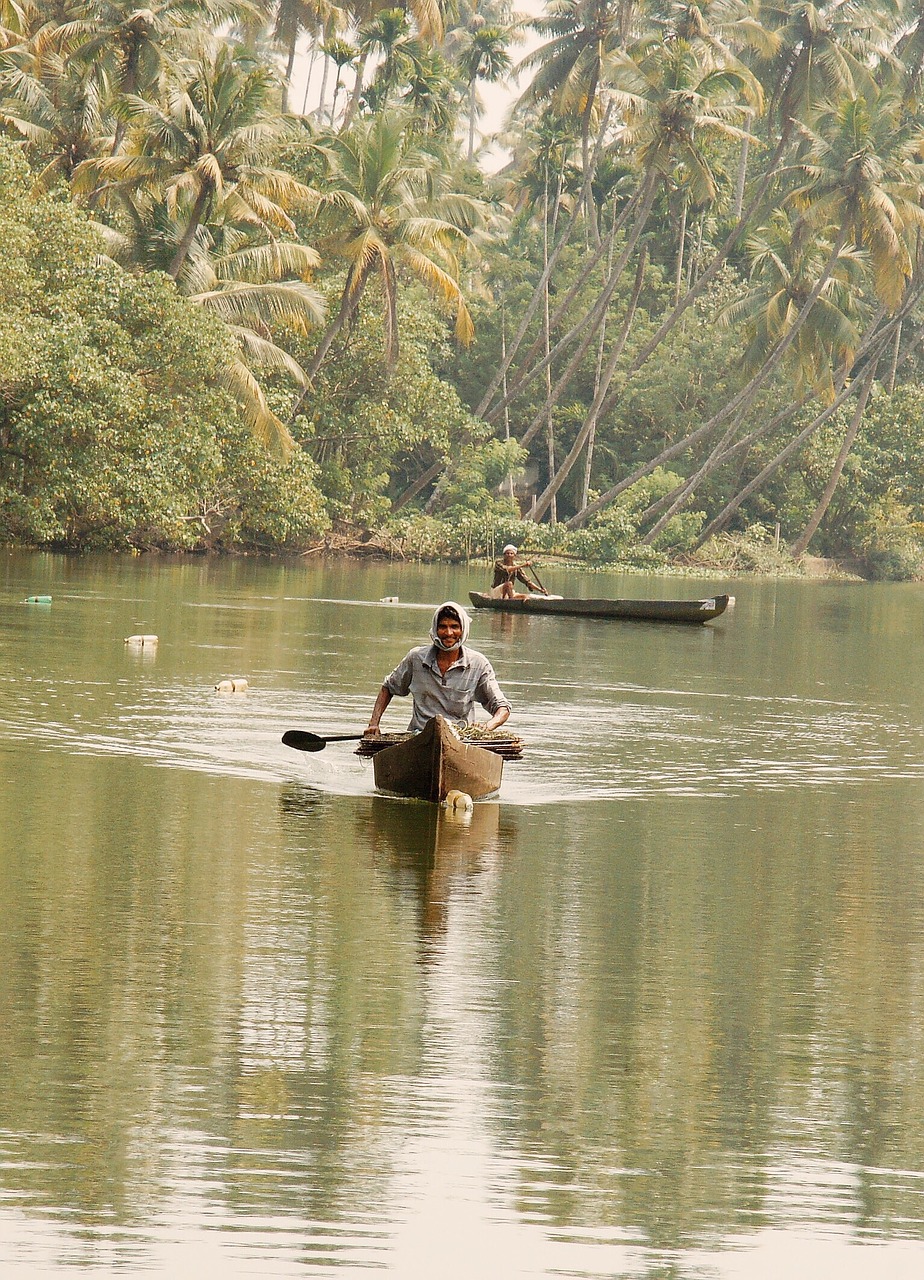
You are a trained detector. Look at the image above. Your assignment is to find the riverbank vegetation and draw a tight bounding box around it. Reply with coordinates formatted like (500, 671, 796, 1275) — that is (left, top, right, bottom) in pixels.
(3, 1, 924, 577)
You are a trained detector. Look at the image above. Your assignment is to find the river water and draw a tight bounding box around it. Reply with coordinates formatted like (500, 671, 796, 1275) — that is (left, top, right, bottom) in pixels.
(2, 549, 924, 1279)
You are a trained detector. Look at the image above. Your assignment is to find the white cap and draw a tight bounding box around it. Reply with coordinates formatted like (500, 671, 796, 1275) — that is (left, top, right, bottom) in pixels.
(502, 544, 517, 553)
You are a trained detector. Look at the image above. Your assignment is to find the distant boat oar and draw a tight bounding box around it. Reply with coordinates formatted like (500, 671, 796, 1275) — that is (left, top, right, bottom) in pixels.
(530, 564, 549, 594)
(282, 729, 367, 752)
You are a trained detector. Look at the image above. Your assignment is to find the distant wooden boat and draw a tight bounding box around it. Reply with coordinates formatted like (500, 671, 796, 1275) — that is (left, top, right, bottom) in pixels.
(356, 715, 513, 803)
(468, 591, 731, 624)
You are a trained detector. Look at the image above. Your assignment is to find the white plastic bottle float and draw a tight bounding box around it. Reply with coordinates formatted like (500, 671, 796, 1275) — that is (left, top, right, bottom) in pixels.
(124, 634, 158, 647)
(215, 678, 249, 693)
(443, 788, 474, 811)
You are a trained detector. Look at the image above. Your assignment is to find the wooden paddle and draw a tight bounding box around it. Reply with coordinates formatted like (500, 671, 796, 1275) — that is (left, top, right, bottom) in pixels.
(282, 729, 368, 752)
(530, 563, 549, 595)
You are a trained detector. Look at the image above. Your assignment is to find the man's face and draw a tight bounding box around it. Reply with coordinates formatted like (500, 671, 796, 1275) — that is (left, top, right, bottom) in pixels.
(503, 550, 515, 562)
(437, 615, 463, 647)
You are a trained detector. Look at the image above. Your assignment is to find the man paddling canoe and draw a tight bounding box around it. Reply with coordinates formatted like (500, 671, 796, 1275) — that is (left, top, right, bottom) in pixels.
(490, 544, 548, 599)
(365, 601, 511, 736)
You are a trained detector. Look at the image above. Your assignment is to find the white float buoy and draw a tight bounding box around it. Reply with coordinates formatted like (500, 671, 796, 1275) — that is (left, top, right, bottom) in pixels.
(124, 634, 158, 646)
(215, 677, 249, 693)
(380, 595, 399, 603)
(443, 789, 474, 811)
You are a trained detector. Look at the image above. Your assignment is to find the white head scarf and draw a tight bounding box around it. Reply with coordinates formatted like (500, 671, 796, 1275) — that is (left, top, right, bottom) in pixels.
(429, 601, 471, 652)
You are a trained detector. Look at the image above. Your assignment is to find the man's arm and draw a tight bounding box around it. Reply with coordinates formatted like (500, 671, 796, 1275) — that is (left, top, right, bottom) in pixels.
(365, 685, 393, 735)
(475, 660, 512, 731)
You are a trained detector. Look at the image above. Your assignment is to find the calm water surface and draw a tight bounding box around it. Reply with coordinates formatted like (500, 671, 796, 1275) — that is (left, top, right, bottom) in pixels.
(2, 549, 924, 1278)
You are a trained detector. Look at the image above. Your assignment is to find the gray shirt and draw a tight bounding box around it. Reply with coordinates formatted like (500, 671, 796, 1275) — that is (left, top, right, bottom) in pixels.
(384, 644, 511, 733)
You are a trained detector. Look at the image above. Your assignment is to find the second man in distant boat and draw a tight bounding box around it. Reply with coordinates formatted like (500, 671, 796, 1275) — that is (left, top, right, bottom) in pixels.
(490, 544, 548, 599)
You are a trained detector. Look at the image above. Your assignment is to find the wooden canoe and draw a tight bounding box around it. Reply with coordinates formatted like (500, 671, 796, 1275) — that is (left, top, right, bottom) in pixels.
(468, 590, 731, 624)
(363, 715, 505, 803)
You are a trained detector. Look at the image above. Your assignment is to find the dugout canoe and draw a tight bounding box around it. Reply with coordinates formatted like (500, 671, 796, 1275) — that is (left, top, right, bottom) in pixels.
(357, 715, 508, 803)
(468, 591, 731, 624)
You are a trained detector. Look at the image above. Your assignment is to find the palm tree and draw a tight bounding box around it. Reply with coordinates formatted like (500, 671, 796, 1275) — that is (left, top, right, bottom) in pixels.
(291, 109, 486, 400)
(74, 39, 318, 281)
(341, 0, 443, 128)
(788, 87, 924, 312)
(456, 23, 512, 160)
(96, 198, 326, 451)
(0, 24, 108, 186)
(524, 35, 758, 521)
(517, 0, 627, 235)
(402, 46, 459, 136)
(718, 209, 867, 399)
(356, 7, 423, 111)
(68, 0, 254, 152)
(322, 33, 355, 122)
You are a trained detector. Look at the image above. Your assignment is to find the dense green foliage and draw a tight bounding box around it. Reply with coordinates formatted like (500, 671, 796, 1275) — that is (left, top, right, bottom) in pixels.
(3, 1, 924, 575)
(0, 140, 328, 550)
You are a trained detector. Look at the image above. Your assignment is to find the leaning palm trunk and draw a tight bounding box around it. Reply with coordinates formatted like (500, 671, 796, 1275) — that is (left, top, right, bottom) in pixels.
(789, 365, 876, 557)
(639, 228, 849, 544)
(167, 183, 211, 280)
(695, 308, 919, 546)
(485, 178, 647, 427)
(537, 242, 649, 521)
(565, 134, 793, 530)
(290, 262, 373, 418)
(474, 104, 613, 419)
(515, 172, 659, 447)
(526, 176, 661, 522)
(342, 48, 370, 128)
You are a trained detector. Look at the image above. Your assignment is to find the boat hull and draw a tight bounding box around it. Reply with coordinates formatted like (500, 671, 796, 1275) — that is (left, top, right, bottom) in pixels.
(371, 715, 504, 803)
(468, 591, 730, 623)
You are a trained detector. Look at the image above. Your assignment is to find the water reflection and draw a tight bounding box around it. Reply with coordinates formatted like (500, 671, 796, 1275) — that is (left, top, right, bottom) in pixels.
(361, 797, 506, 956)
(6, 553, 924, 1277)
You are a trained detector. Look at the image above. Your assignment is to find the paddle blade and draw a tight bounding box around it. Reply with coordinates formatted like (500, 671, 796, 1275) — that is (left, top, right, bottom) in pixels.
(282, 730, 326, 752)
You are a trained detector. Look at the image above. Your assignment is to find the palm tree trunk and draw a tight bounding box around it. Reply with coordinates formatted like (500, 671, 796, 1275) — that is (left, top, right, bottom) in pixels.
(485, 177, 646, 426)
(302, 35, 320, 114)
(317, 43, 332, 121)
(283, 32, 298, 111)
(382, 257, 399, 371)
(166, 182, 211, 280)
(580, 68, 601, 247)
(887, 320, 902, 393)
(468, 78, 477, 162)
(790, 366, 875, 558)
(696, 384, 857, 547)
(501, 308, 515, 501)
(578, 241, 645, 512)
(638, 228, 849, 544)
(520, 173, 660, 515)
(732, 134, 749, 221)
(542, 178, 556, 523)
(473, 103, 613, 418)
(343, 48, 370, 128)
(528, 182, 659, 522)
(563, 131, 793, 512)
(699, 319, 922, 544)
(673, 198, 688, 306)
(289, 264, 373, 417)
(582, 212, 619, 510)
